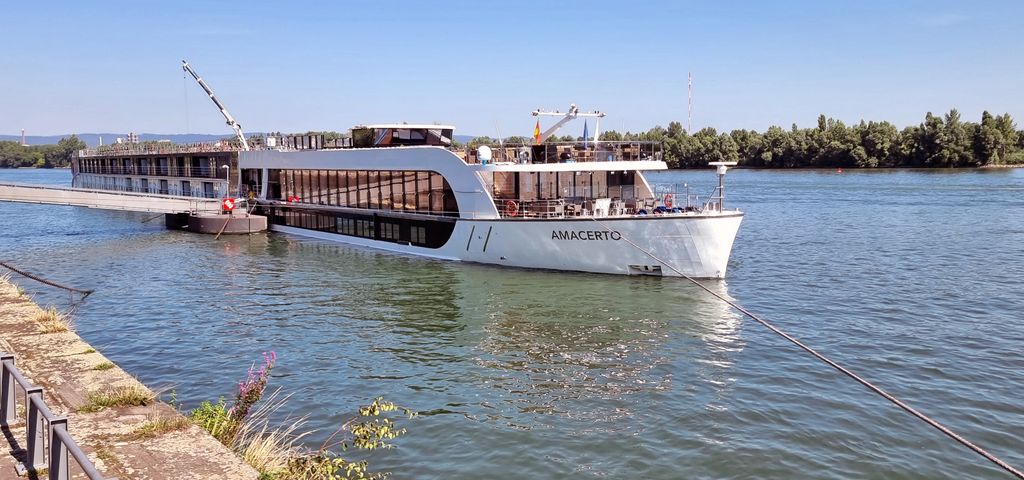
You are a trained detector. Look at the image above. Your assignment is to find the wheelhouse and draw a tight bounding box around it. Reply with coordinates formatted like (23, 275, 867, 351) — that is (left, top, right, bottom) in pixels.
(350, 124, 455, 148)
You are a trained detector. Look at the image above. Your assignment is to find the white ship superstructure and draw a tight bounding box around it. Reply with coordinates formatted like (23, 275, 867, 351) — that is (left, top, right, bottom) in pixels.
(238, 123, 743, 278)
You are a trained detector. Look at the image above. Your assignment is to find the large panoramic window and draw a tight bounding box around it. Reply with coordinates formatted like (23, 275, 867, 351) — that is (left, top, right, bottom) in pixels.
(266, 169, 459, 217)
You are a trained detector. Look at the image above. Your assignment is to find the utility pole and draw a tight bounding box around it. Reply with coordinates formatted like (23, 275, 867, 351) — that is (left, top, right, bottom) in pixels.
(687, 72, 693, 133)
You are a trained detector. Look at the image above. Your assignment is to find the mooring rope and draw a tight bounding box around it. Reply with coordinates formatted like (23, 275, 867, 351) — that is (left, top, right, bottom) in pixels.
(141, 212, 166, 224)
(0, 261, 94, 298)
(213, 214, 233, 240)
(589, 217, 1024, 479)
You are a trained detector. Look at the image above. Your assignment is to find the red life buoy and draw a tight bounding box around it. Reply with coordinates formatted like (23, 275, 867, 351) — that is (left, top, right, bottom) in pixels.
(221, 198, 236, 211)
(504, 200, 519, 217)
(664, 194, 674, 208)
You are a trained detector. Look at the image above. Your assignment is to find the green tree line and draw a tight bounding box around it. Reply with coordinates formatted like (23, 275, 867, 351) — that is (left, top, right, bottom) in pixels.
(0, 135, 86, 168)
(465, 110, 1023, 168)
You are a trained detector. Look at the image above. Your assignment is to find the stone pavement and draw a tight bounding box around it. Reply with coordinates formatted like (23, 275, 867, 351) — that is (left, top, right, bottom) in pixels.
(0, 278, 258, 479)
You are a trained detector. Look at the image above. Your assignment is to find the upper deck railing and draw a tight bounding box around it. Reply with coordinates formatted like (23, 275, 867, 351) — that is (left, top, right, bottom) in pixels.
(77, 142, 242, 158)
(458, 141, 663, 165)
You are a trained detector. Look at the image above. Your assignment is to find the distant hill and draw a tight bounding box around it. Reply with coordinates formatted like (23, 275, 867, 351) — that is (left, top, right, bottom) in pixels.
(0, 133, 231, 148)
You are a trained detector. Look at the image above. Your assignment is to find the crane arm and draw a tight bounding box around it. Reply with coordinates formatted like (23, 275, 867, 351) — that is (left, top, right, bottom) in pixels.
(181, 60, 249, 151)
(532, 104, 578, 143)
(532, 104, 606, 143)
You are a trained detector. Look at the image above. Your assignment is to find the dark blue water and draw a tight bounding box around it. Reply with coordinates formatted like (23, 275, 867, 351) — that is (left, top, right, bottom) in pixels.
(1, 167, 1022, 479)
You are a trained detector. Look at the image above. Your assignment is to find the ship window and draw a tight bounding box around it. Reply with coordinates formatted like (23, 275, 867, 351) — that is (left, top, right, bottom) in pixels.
(356, 219, 374, 238)
(379, 171, 392, 209)
(322, 170, 331, 204)
(271, 169, 458, 216)
(417, 172, 430, 212)
(368, 171, 380, 209)
(410, 226, 426, 245)
(518, 172, 537, 201)
(337, 217, 354, 235)
(380, 221, 400, 240)
(592, 171, 608, 198)
(493, 172, 516, 199)
(539, 172, 558, 200)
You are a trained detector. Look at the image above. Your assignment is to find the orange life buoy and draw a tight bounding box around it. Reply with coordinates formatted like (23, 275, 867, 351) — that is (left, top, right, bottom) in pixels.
(504, 200, 519, 217)
(664, 194, 674, 208)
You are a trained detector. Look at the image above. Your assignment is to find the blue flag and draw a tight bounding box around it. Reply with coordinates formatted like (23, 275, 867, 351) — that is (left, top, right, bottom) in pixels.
(583, 120, 589, 149)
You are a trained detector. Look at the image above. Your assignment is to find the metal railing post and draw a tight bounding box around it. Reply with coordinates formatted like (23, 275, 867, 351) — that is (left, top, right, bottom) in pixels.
(0, 354, 15, 425)
(50, 417, 69, 480)
(26, 387, 46, 470)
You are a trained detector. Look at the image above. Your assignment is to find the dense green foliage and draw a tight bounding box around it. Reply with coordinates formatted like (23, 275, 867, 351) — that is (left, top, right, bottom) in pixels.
(625, 110, 1022, 168)
(0, 135, 86, 168)
(468, 110, 1023, 168)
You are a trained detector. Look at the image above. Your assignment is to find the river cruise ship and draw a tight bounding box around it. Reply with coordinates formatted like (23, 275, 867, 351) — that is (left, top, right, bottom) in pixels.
(236, 124, 743, 278)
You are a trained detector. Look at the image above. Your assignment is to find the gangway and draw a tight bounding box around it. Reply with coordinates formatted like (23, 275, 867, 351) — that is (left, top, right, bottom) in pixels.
(0, 183, 222, 214)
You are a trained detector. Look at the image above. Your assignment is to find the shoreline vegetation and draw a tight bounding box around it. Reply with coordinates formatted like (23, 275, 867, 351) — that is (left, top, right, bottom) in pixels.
(464, 110, 1024, 169)
(5, 110, 1022, 170)
(179, 351, 416, 479)
(0, 135, 84, 168)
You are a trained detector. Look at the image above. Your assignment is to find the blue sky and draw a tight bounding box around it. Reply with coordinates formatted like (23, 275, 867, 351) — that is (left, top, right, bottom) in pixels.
(2, 0, 1022, 138)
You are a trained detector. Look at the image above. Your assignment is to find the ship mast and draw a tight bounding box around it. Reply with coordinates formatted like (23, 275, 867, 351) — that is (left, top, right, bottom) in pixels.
(531, 104, 606, 144)
(181, 60, 250, 151)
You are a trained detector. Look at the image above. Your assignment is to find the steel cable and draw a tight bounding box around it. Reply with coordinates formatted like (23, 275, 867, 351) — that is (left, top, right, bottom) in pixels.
(590, 217, 1024, 479)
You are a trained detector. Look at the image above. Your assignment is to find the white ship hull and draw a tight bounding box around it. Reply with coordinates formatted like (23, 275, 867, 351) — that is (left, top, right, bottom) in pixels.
(270, 212, 743, 278)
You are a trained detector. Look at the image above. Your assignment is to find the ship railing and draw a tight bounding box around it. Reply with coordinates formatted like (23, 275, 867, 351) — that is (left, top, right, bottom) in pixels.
(74, 165, 228, 179)
(460, 141, 663, 165)
(77, 142, 242, 157)
(495, 198, 566, 218)
(494, 198, 645, 219)
(70, 180, 226, 200)
(1, 353, 115, 480)
(702, 185, 724, 212)
(652, 183, 700, 210)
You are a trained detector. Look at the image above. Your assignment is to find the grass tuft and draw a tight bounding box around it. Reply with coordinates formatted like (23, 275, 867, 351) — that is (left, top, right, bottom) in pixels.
(234, 391, 309, 476)
(127, 415, 192, 440)
(82, 348, 97, 354)
(79, 384, 154, 413)
(191, 389, 310, 477)
(34, 306, 74, 333)
(93, 361, 115, 371)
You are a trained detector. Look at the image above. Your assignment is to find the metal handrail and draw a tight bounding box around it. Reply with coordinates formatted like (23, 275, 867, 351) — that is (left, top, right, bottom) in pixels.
(54, 425, 106, 480)
(74, 165, 227, 179)
(1, 354, 114, 480)
(493, 198, 567, 218)
(460, 141, 664, 165)
(77, 143, 241, 157)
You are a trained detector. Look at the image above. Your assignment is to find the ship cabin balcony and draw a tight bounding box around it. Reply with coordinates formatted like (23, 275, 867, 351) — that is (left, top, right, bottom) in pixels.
(485, 167, 711, 220)
(74, 154, 232, 180)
